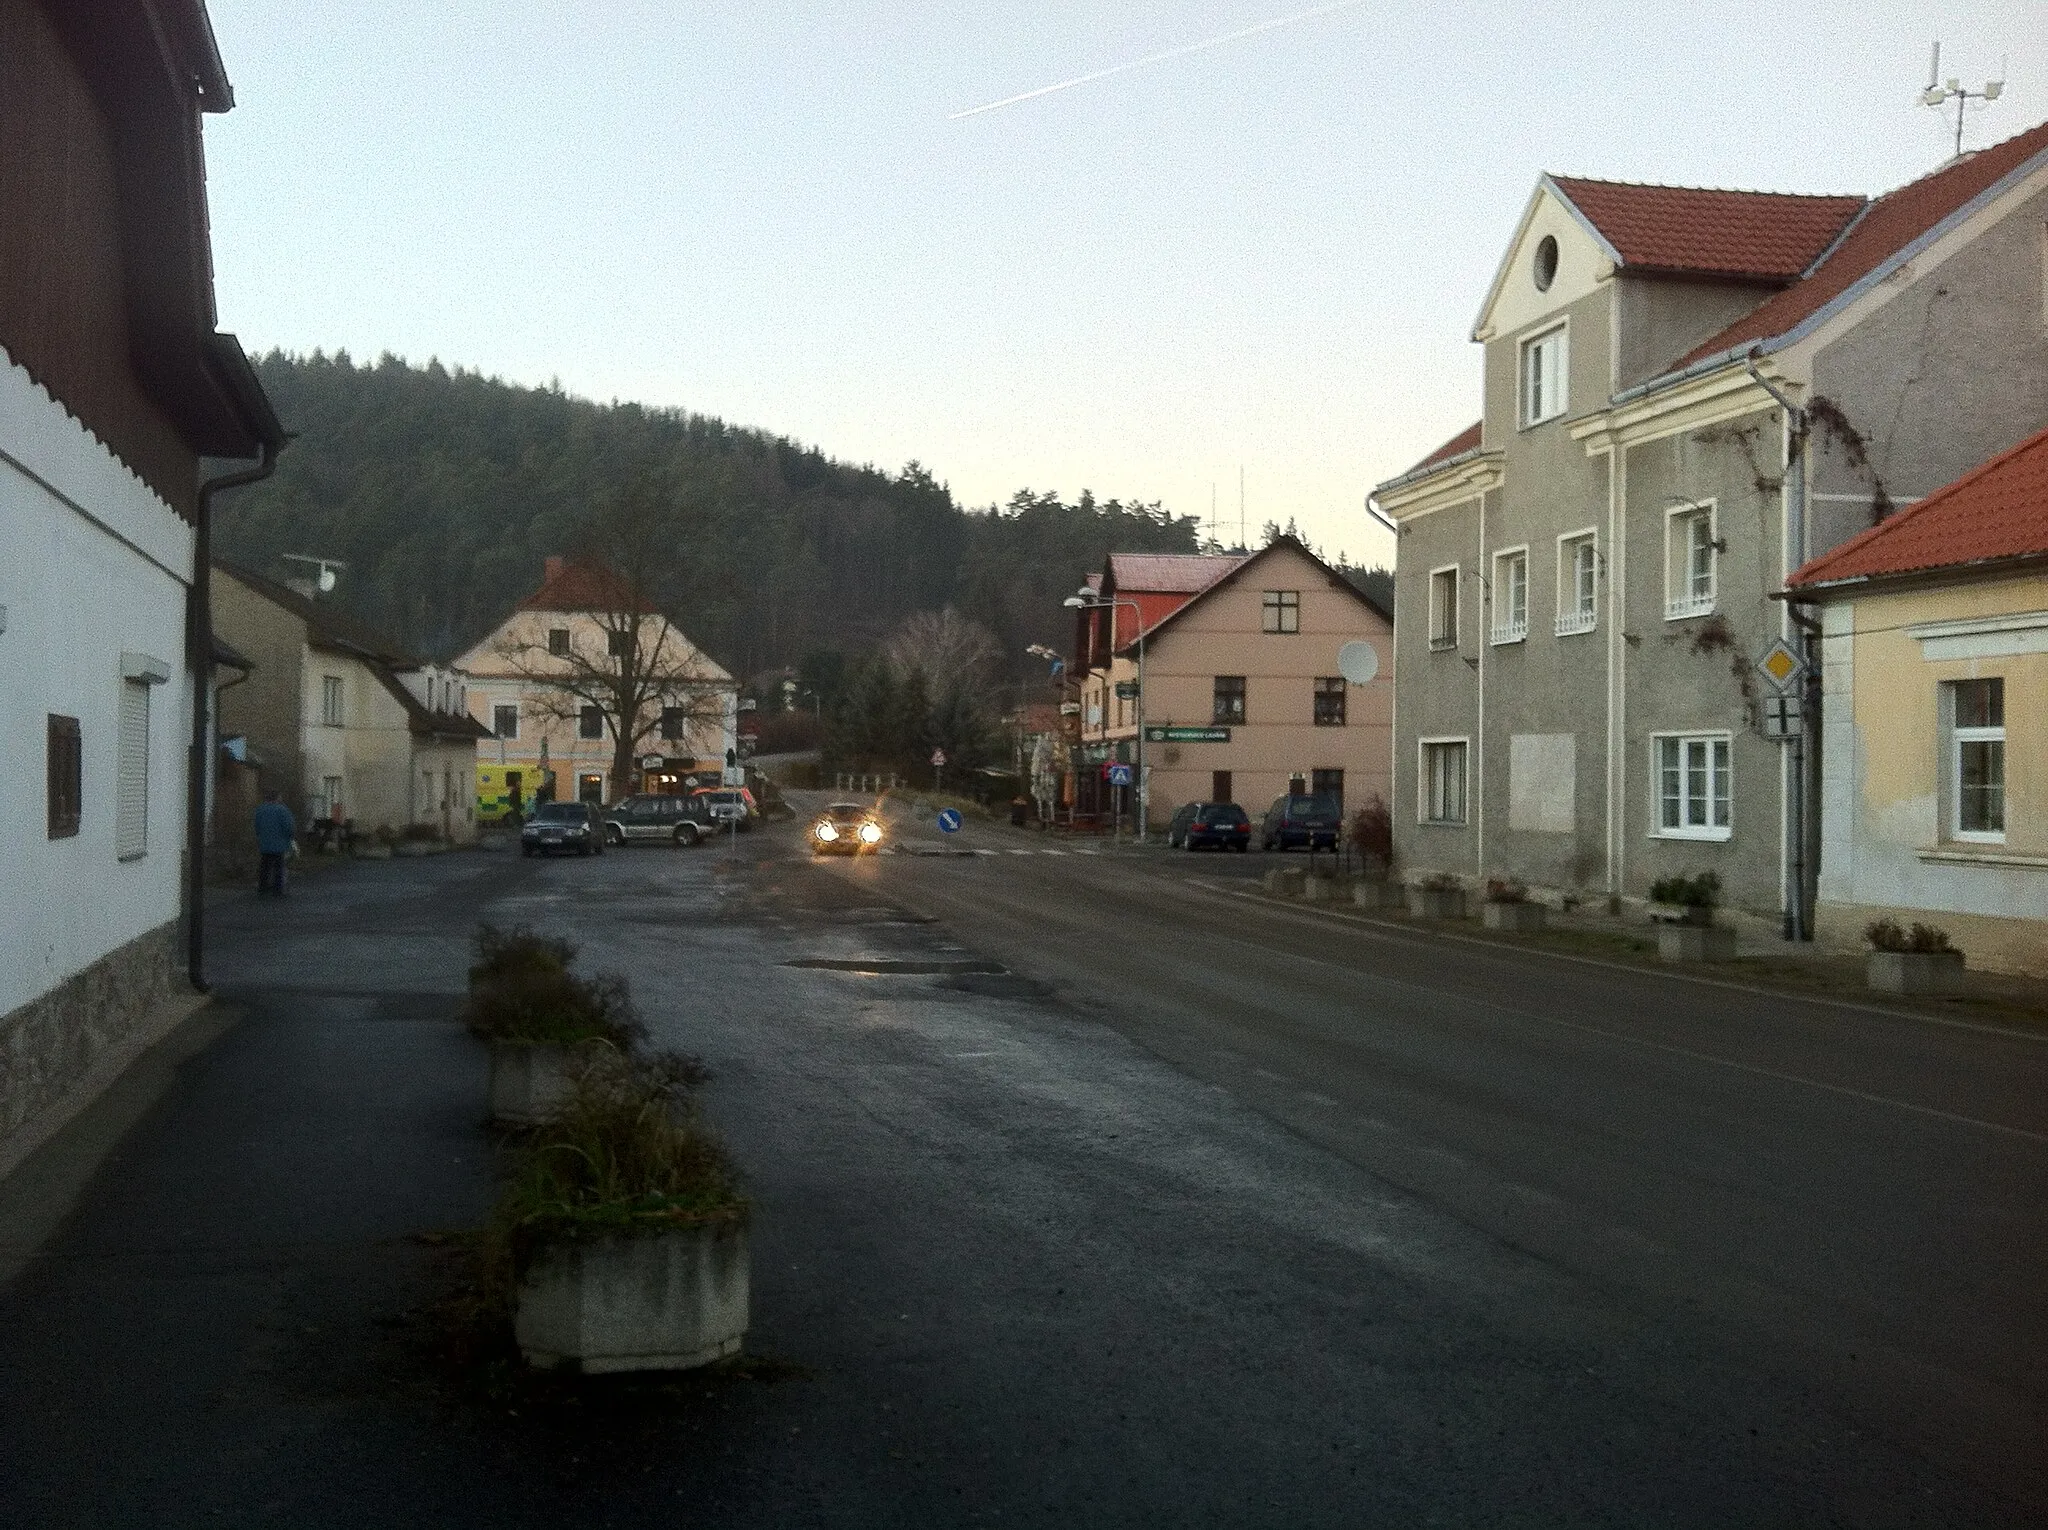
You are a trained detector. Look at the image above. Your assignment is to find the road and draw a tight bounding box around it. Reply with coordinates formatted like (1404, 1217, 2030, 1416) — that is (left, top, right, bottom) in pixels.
(0, 803, 2041, 1526)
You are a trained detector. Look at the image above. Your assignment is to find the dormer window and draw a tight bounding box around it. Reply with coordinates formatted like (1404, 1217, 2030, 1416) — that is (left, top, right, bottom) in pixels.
(1520, 323, 1567, 427)
(1533, 234, 1558, 291)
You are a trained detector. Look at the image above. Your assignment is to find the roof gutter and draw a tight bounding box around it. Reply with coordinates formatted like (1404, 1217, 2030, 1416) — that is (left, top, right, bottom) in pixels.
(186, 437, 280, 993)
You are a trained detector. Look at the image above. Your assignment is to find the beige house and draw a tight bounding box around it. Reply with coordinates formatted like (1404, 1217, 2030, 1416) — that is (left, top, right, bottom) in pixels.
(212, 564, 491, 842)
(456, 557, 736, 817)
(1071, 538, 1394, 830)
(1790, 424, 2048, 976)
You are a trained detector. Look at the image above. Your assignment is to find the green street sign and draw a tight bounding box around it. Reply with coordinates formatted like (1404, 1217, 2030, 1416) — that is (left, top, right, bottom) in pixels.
(1145, 725, 1231, 743)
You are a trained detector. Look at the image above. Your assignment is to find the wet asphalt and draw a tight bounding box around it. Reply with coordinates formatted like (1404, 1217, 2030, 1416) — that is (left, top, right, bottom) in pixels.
(0, 812, 2041, 1527)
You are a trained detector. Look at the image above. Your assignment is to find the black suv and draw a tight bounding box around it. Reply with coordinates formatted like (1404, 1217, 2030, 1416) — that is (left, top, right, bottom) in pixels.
(603, 794, 712, 848)
(1165, 801, 1251, 851)
(1260, 793, 1341, 852)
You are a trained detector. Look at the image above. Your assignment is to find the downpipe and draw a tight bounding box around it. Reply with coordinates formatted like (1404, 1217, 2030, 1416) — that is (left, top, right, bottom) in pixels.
(185, 442, 280, 992)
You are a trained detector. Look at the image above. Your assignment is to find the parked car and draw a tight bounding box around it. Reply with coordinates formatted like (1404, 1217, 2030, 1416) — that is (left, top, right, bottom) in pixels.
(694, 787, 757, 830)
(1166, 801, 1251, 851)
(603, 793, 712, 848)
(811, 801, 885, 855)
(521, 800, 605, 857)
(1260, 793, 1342, 852)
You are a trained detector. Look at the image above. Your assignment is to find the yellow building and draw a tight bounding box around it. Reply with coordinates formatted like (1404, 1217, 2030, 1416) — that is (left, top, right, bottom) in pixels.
(1791, 426, 2048, 976)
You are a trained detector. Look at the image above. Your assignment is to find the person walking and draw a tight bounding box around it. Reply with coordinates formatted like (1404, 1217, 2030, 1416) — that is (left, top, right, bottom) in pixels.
(254, 789, 297, 897)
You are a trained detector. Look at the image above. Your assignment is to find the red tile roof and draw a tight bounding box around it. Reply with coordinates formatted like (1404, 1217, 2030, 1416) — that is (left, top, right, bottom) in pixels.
(1789, 424, 2048, 590)
(516, 556, 650, 613)
(1674, 119, 2048, 371)
(1105, 552, 1247, 595)
(1411, 421, 1483, 473)
(1552, 177, 1865, 280)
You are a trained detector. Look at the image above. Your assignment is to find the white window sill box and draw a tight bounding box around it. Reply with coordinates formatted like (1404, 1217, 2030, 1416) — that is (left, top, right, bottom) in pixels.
(1488, 622, 1529, 646)
(1420, 818, 1469, 829)
(1916, 846, 2042, 869)
(1428, 637, 1459, 653)
(1554, 610, 1597, 636)
(1652, 826, 1732, 842)
(1664, 595, 1716, 621)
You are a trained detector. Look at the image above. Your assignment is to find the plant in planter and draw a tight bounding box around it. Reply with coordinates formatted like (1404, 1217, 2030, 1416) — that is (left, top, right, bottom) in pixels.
(1863, 917, 1967, 996)
(1481, 877, 1546, 933)
(1407, 871, 1467, 920)
(465, 924, 644, 1125)
(1648, 871, 1721, 926)
(1349, 795, 1394, 881)
(505, 1047, 748, 1373)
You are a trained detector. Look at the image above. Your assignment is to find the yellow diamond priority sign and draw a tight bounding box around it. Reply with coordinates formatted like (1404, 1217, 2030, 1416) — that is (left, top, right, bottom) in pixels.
(1755, 638, 1805, 691)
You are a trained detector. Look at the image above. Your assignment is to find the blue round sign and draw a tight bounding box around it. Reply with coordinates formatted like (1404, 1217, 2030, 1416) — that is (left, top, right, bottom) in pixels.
(936, 808, 963, 834)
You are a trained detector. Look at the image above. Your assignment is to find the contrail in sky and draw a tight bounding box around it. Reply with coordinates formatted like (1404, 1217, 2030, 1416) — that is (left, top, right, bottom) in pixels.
(947, 1, 1368, 121)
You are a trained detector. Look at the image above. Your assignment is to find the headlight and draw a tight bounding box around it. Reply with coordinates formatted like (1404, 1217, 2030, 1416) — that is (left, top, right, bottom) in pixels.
(816, 822, 839, 842)
(858, 822, 882, 843)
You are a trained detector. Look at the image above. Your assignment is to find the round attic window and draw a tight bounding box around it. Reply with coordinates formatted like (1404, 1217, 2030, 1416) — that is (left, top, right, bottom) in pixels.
(1533, 235, 1559, 291)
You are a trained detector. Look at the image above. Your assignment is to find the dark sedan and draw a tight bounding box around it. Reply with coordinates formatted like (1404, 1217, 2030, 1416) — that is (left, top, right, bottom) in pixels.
(1166, 801, 1252, 851)
(520, 800, 605, 857)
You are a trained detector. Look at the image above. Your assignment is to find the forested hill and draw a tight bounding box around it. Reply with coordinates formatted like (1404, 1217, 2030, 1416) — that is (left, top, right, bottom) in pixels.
(211, 351, 1207, 678)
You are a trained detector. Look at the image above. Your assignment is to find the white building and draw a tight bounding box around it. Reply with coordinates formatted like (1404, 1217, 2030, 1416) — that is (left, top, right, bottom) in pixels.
(1, 0, 282, 1168)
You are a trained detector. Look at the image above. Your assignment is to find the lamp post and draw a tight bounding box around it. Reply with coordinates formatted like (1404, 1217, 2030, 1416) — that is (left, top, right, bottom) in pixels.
(1062, 588, 1147, 843)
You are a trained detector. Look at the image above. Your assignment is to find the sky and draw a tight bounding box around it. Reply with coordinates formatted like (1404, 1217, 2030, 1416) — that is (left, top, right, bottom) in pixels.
(201, 2, 2047, 570)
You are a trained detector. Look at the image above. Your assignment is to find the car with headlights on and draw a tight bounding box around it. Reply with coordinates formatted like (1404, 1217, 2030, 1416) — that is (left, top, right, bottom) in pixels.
(521, 800, 605, 857)
(811, 801, 884, 855)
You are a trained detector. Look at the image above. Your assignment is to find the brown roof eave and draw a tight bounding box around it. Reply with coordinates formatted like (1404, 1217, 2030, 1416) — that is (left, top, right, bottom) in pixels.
(1779, 550, 2048, 601)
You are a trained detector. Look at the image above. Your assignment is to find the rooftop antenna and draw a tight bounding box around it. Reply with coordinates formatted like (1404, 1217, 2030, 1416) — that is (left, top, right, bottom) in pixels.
(1239, 466, 1246, 551)
(280, 553, 347, 598)
(1921, 41, 2004, 159)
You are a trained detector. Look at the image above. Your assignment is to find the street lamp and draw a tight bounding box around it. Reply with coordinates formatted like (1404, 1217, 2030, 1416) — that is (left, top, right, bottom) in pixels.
(1062, 585, 1148, 842)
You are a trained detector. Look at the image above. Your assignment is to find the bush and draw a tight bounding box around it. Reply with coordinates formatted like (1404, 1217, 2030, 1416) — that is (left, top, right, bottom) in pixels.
(464, 923, 641, 1048)
(1484, 877, 1528, 904)
(1349, 795, 1393, 865)
(1864, 917, 1958, 955)
(402, 822, 442, 843)
(1648, 871, 1721, 908)
(500, 1048, 742, 1256)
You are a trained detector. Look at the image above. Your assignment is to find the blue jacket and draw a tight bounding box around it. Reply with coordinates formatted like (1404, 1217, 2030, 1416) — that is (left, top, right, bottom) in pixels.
(253, 800, 297, 855)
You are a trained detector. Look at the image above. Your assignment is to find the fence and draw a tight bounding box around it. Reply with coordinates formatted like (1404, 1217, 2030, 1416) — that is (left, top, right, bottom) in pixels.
(833, 772, 902, 794)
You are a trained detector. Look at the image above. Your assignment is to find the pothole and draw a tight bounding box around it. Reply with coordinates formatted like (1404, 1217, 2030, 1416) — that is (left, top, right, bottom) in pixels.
(782, 958, 1007, 976)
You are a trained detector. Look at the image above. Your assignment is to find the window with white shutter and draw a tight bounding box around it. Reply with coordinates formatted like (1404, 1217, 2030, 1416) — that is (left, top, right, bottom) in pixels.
(116, 679, 149, 860)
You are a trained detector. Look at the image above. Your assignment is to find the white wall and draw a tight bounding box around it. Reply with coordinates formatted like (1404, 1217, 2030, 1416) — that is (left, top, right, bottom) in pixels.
(0, 348, 193, 1016)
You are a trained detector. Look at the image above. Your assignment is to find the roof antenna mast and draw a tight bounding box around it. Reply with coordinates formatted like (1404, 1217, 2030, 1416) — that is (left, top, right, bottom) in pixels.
(1921, 41, 2004, 160)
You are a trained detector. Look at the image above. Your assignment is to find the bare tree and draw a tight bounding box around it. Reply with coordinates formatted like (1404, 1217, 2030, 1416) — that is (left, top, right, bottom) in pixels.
(492, 475, 732, 798)
(883, 606, 1001, 701)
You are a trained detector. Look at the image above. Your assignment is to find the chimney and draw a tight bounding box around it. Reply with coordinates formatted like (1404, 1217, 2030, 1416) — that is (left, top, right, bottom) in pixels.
(544, 556, 565, 582)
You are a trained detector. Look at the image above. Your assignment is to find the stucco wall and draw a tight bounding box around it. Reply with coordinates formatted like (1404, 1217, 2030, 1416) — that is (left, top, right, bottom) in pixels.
(1390, 493, 1484, 879)
(212, 568, 310, 814)
(1816, 577, 2047, 976)
(1613, 274, 1781, 391)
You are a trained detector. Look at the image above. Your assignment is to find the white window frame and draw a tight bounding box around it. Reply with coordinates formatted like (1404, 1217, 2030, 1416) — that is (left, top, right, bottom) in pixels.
(321, 673, 345, 726)
(1650, 731, 1733, 841)
(1428, 564, 1460, 651)
(1944, 679, 2006, 844)
(1489, 546, 1529, 645)
(1418, 736, 1470, 826)
(1664, 501, 1718, 620)
(1555, 528, 1598, 636)
(1520, 322, 1568, 427)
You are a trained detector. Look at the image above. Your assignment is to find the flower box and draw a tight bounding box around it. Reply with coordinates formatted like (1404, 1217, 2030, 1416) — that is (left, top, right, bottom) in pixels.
(1353, 880, 1406, 911)
(1657, 924, 1736, 963)
(1302, 875, 1347, 904)
(516, 1221, 749, 1374)
(488, 1040, 572, 1126)
(1262, 867, 1308, 897)
(1483, 901, 1546, 933)
(1407, 886, 1467, 920)
(1648, 902, 1713, 927)
(1866, 950, 1966, 996)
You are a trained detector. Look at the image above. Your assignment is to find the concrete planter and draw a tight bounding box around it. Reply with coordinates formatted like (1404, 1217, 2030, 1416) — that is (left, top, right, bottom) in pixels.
(1866, 950, 1966, 996)
(516, 1221, 750, 1374)
(1407, 886, 1467, 920)
(1657, 924, 1737, 963)
(1650, 902, 1712, 927)
(1482, 901, 1547, 933)
(1301, 876, 1348, 904)
(488, 1040, 572, 1126)
(1352, 880, 1405, 911)
(1262, 867, 1308, 897)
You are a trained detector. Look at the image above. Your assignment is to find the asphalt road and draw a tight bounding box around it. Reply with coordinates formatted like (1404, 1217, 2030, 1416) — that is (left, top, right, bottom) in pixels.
(0, 806, 2041, 1526)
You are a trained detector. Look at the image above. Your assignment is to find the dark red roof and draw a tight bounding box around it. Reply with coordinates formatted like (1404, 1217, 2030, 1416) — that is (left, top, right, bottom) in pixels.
(516, 556, 649, 613)
(1789, 424, 2048, 589)
(1105, 553, 1246, 595)
(1674, 119, 2048, 370)
(1411, 421, 1483, 474)
(1552, 177, 1864, 280)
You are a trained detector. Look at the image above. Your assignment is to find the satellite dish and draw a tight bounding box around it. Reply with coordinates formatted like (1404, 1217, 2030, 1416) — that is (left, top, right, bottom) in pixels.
(1337, 640, 1379, 685)
(317, 567, 338, 593)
